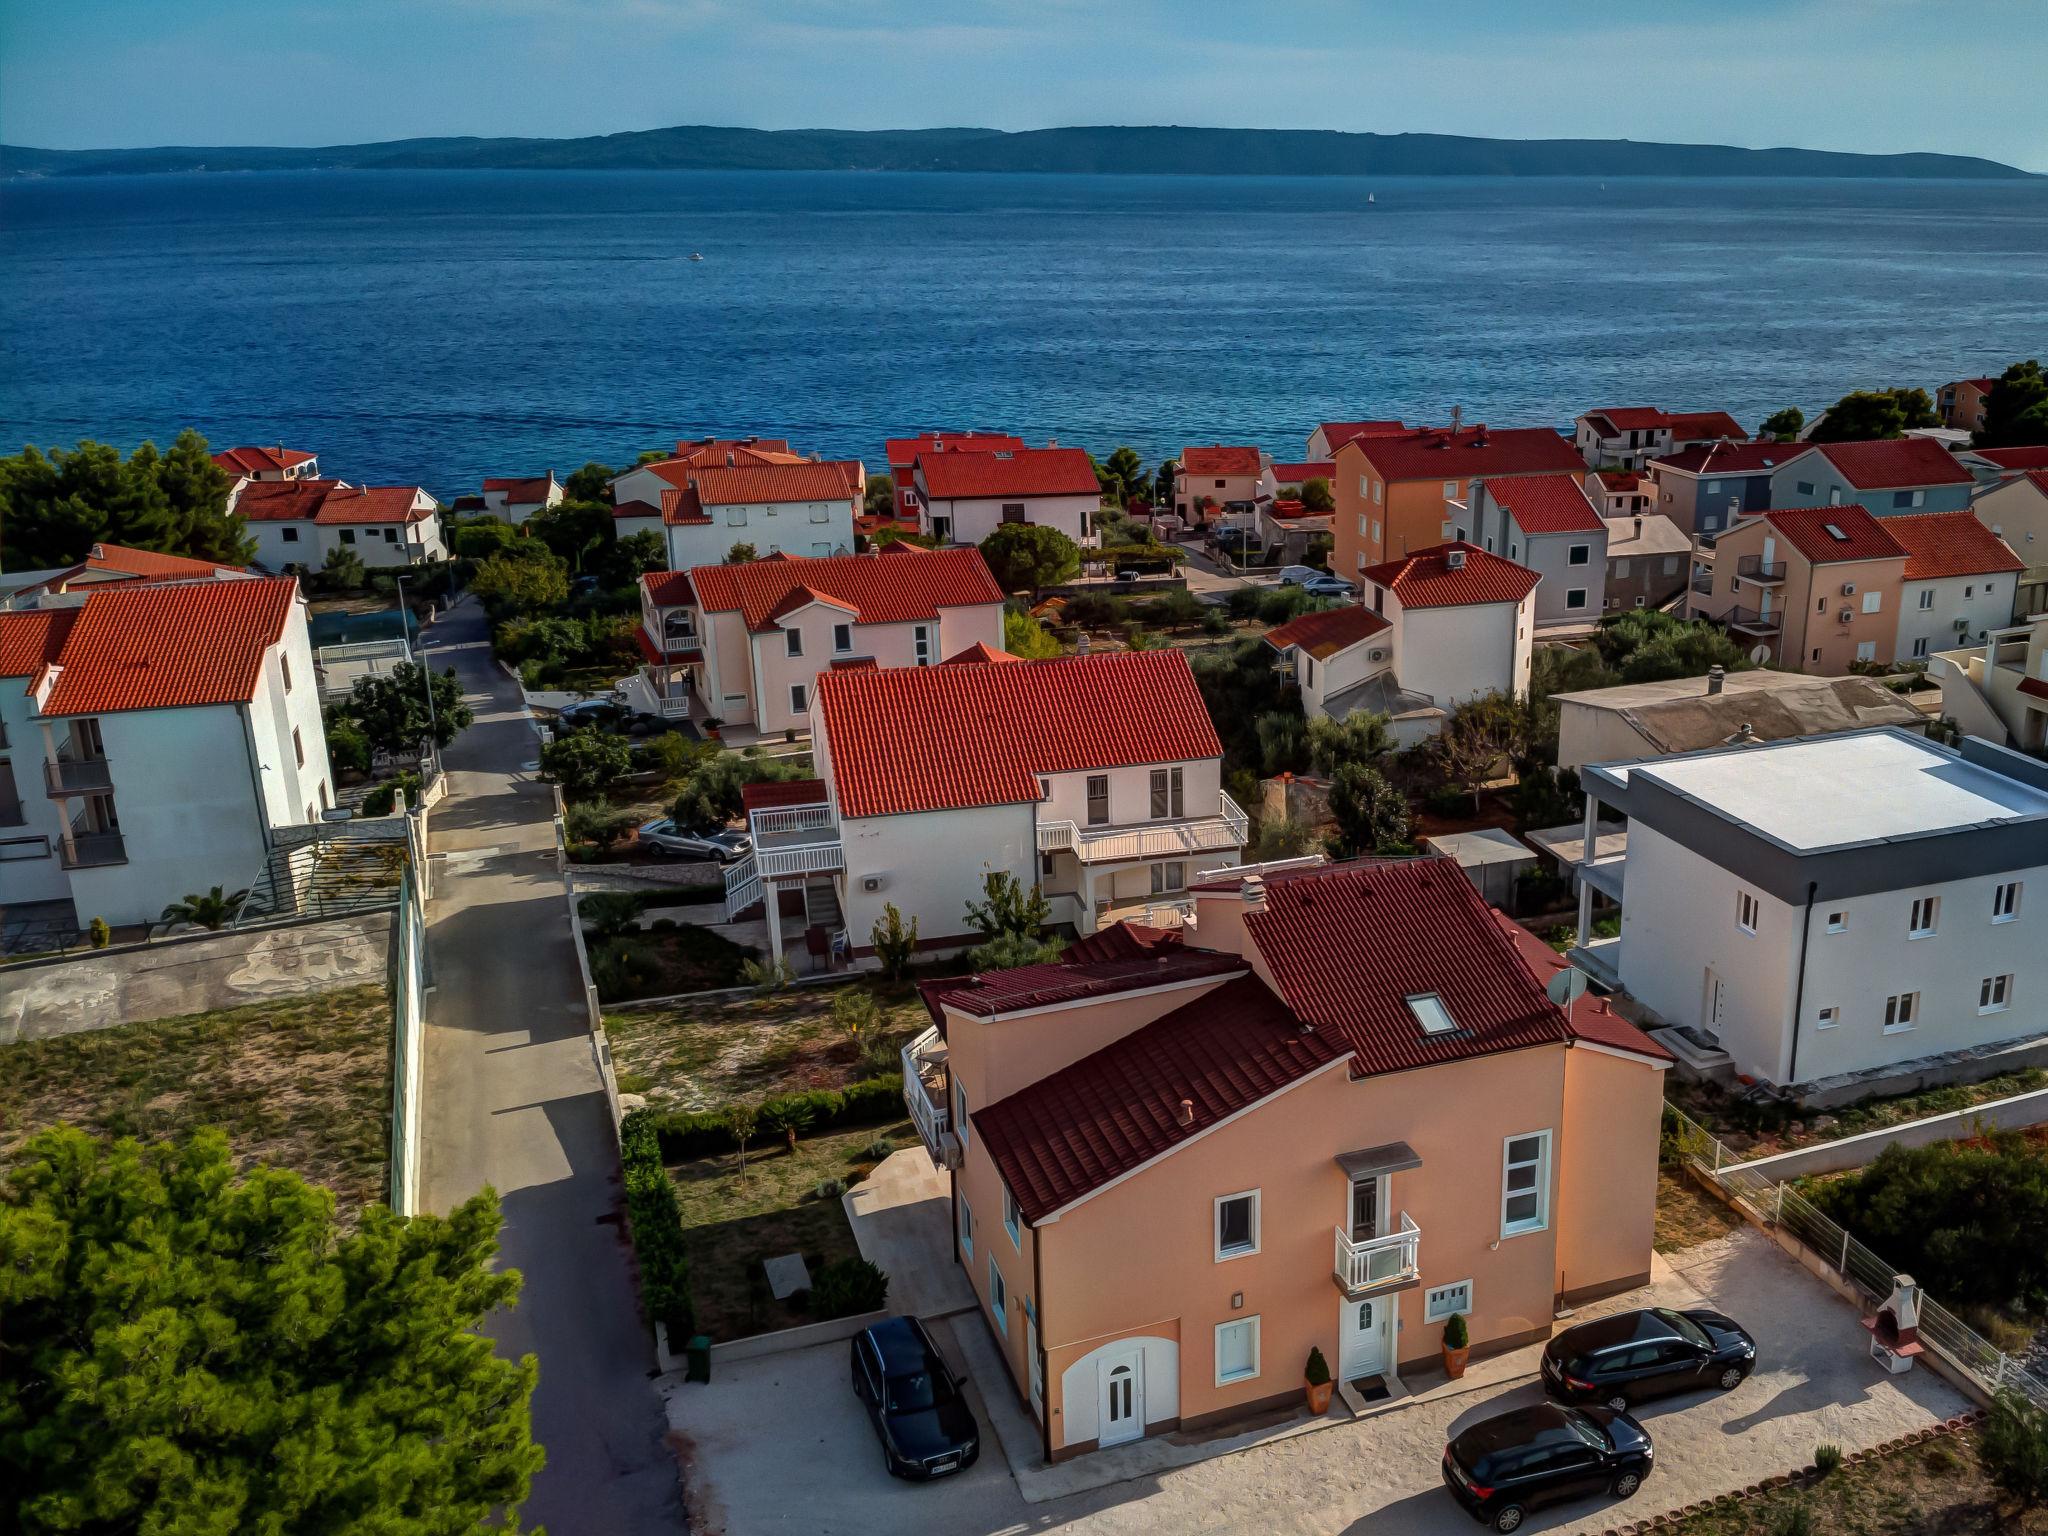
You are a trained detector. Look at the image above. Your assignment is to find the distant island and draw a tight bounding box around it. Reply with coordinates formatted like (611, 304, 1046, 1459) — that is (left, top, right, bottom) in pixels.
(2, 125, 2035, 181)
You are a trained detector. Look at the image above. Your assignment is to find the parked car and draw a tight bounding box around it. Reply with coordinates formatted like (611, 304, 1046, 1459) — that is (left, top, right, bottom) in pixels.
(1300, 575, 1354, 598)
(636, 818, 750, 863)
(1277, 564, 1323, 586)
(1443, 1402, 1652, 1532)
(849, 1316, 981, 1480)
(556, 698, 664, 735)
(1542, 1306, 1756, 1412)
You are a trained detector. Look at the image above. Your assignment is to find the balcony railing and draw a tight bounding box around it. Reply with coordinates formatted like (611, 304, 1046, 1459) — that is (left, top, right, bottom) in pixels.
(751, 804, 836, 841)
(60, 829, 127, 868)
(1333, 1213, 1421, 1297)
(1037, 791, 1250, 864)
(1735, 555, 1787, 584)
(901, 1026, 952, 1162)
(45, 754, 114, 795)
(1725, 606, 1783, 635)
(1689, 570, 1715, 596)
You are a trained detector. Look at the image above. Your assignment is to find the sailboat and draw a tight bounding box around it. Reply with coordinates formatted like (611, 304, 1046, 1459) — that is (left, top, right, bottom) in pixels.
(1367, 193, 1376, 205)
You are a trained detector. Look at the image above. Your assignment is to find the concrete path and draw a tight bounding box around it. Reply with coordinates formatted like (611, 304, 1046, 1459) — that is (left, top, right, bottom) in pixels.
(417, 598, 683, 1534)
(844, 1147, 977, 1319)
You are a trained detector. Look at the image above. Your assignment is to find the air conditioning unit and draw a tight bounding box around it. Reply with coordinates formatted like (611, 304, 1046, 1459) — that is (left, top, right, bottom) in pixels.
(1446, 548, 1468, 570)
(1840, 582, 1857, 597)
(1838, 609, 1855, 625)
(936, 1131, 965, 1171)
(1954, 617, 1973, 632)
(861, 874, 886, 893)
(1367, 648, 1389, 663)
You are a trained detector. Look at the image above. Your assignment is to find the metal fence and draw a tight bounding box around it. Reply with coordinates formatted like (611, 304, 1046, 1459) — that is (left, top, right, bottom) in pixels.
(1665, 1104, 2048, 1411)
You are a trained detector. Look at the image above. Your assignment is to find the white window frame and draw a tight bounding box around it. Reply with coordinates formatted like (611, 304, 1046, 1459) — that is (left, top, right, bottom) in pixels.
(784, 627, 803, 657)
(1501, 1130, 1552, 1237)
(1214, 1189, 1261, 1262)
(1861, 590, 1882, 614)
(1423, 1280, 1473, 1324)
(1567, 544, 1590, 567)
(1909, 895, 1939, 939)
(1151, 860, 1187, 895)
(1406, 992, 1458, 1035)
(1884, 992, 1918, 1034)
(954, 1081, 968, 1148)
(1817, 1005, 1839, 1029)
(1736, 891, 1759, 935)
(1979, 974, 2013, 1014)
(1825, 911, 1846, 934)
(1213, 1316, 1261, 1386)
(726, 506, 747, 526)
(1565, 588, 1587, 610)
(832, 622, 852, 654)
(1918, 588, 1935, 610)
(960, 1194, 973, 1259)
(988, 1257, 1008, 1332)
(789, 683, 807, 714)
(1003, 1185, 1022, 1249)
(1994, 881, 2022, 922)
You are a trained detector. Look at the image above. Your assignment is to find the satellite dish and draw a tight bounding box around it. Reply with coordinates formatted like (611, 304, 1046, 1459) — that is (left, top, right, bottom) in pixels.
(1547, 967, 1590, 1007)
(1748, 644, 1772, 664)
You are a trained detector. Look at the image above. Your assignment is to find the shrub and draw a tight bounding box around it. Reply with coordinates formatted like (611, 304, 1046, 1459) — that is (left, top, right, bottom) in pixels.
(643, 1076, 906, 1160)
(811, 1256, 889, 1320)
(760, 1099, 816, 1153)
(862, 1135, 895, 1162)
(1423, 784, 1470, 819)
(1442, 1313, 1469, 1350)
(1771, 1504, 1813, 1536)
(541, 730, 634, 798)
(87, 917, 111, 950)
(1304, 1345, 1332, 1387)
(739, 955, 795, 994)
(588, 939, 653, 1002)
(832, 987, 880, 1044)
(858, 1038, 899, 1079)
(1813, 1443, 1842, 1476)
(579, 892, 643, 942)
(325, 716, 371, 775)
(620, 1110, 694, 1339)
(813, 1177, 849, 1202)
(1981, 1388, 2048, 1505)
(565, 796, 635, 850)
(871, 903, 918, 980)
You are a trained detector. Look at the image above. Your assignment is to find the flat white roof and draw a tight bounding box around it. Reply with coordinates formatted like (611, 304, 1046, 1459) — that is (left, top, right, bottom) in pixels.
(1626, 731, 2048, 850)
(1423, 826, 1537, 866)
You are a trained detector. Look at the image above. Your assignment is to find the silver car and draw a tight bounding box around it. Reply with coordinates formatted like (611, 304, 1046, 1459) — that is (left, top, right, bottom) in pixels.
(636, 818, 751, 862)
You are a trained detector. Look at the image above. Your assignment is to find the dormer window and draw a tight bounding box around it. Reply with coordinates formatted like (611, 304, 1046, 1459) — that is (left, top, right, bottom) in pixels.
(1406, 993, 1458, 1036)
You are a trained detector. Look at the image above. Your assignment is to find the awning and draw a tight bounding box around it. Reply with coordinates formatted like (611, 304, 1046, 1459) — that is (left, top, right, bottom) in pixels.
(1335, 1141, 1422, 1181)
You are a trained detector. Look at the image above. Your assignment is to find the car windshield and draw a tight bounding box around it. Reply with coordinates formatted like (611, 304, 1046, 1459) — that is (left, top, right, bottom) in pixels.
(1656, 1309, 1712, 1349)
(885, 1370, 947, 1414)
(1566, 1413, 1612, 1453)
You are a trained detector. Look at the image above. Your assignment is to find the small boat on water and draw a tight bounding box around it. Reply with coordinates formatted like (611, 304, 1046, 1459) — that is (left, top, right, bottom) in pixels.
(689, 252, 704, 261)
(1367, 193, 1376, 205)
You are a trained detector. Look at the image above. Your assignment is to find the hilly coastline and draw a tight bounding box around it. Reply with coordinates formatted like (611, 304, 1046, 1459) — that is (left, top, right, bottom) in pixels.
(2, 124, 2034, 180)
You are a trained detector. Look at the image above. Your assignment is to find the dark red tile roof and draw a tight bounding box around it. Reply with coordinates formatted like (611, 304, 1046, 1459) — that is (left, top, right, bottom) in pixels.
(1972, 446, 2048, 475)
(920, 941, 1244, 1022)
(234, 478, 347, 522)
(1652, 441, 1802, 476)
(816, 650, 1221, 820)
(312, 485, 435, 524)
(613, 498, 664, 520)
(11, 543, 246, 598)
(918, 446, 1098, 500)
(1487, 473, 1605, 535)
(1342, 425, 1582, 482)
(741, 778, 827, 812)
(1585, 407, 1745, 441)
(1361, 542, 1541, 608)
(28, 578, 298, 716)
(687, 461, 862, 507)
(684, 548, 1001, 631)
(641, 571, 697, 606)
(2018, 677, 2048, 703)
(1271, 461, 1334, 483)
(1812, 438, 1972, 490)
(1763, 504, 1906, 565)
(1491, 911, 1671, 1062)
(1263, 604, 1390, 660)
(1180, 445, 1263, 476)
(1883, 511, 2022, 581)
(483, 474, 556, 500)
(1315, 421, 1408, 452)
(885, 432, 1026, 472)
(213, 445, 314, 475)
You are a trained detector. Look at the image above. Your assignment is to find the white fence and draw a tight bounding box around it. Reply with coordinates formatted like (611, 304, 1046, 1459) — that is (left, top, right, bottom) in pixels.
(1666, 1105, 2048, 1411)
(388, 862, 427, 1215)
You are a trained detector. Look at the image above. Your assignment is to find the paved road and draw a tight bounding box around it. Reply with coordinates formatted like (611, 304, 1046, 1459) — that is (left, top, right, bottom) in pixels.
(417, 598, 683, 1534)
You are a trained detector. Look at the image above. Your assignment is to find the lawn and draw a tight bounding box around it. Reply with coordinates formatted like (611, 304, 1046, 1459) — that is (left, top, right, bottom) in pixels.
(588, 925, 758, 1003)
(1656, 1430, 2044, 1536)
(1669, 1067, 2048, 1159)
(603, 979, 935, 1108)
(0, 982, 392, 1215)
(1655, 1165, 1741, 1254)
(670, 1118, 913, 1340)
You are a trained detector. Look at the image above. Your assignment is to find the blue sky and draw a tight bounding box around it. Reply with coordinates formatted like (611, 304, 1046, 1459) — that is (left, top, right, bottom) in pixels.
(3, 0, 2045, 170)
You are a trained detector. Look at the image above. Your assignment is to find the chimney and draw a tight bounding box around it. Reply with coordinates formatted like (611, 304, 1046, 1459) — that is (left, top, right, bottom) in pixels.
(1707, 664, 1725, 695)
(1634, 515, 1644, 539)
(1449, 405, 1463, 435)
(1076, 631, 1091, 657)
(1177, 1098, 1195, 1128)
(1239, 873, 1268, 913)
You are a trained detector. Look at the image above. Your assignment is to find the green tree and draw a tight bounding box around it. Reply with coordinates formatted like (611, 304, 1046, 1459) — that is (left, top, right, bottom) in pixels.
(526, 498, 613, 573)
(1327, 762, 1410, 857)
(967, 930, 1066, 971)
(563, 460, 616, 502)
(1810, 387, 1937, 442)
(1149, 588, 1206, 632)
(1429, 692, 1531, 811)
(0, 1126, 542, 1534)
(670, 749, 806, 830)
(1153, 459, 1177, 508)
(449, 518, 519, 560)
(863, 474, 896, 518)
(1002, 608, 1064, 659)
(1098, 446, 1147, 505)
(871, 903, 919, 980)
(1305, 711, 1394, 776)
(334, 662, 474, 754)
(602, 529, 666, 586)
(1591, 609, 1749, 684)
(1256, 709, 1310, 776)
(160, 885, 249, 931)
(578, 891, 642, 942)
(540, 730, 633, 798)
(565, 796, 635, 851)
(1980, 1388, 2048, 1508)
(471, 549, 569, 615)
(964, 869, 1052, 940)
(725, 541, 758, 564)
(979, 523, 1080, 596)
(325, 715, 372, 775)
(1976, 360, 2048, 449)
(320, 542, 367, 591)
(1758, 407, 1805, 441)
(0, 430, 253, 572)
(1251, 815, 1318, 861)
(1298, 477, 1335, 513)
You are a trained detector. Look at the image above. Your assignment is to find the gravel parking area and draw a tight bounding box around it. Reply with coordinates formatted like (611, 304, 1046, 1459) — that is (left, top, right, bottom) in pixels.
(664, 1225, 1968, 1536)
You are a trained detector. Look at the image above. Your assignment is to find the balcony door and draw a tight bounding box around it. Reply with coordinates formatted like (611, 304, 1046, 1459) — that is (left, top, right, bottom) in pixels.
(1350, 1175, 1386, 1243)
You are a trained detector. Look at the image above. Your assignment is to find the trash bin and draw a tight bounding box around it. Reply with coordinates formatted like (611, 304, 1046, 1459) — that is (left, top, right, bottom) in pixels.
(686, 1335, 713, 1383)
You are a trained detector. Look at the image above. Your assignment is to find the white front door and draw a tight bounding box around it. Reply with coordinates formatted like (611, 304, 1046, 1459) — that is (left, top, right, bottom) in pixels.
(1098, 1348, 1144, 1447)
(1339, 1296, 1388, 1381)
(1703, 967, 1726, 1034)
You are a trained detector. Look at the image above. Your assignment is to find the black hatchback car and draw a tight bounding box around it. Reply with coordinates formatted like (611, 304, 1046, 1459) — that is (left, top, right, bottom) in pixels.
(1542, 1306, 1756, 1411)
(1444, 1402, 1652, 1532)
(849, 1316, 980, 1480)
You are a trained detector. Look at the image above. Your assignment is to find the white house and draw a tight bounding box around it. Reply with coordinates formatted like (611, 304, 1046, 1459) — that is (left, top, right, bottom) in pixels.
(913, 446, 1101, 547)
(621, 546, 1006, 741)
(1572, 409, 1747, 470)
(0, 576, 333, 929)
(480, 473, 563, 523)
(214, 445, 320, 484)
(1359, 543, 1538, 706)
(716, 648, 1247, 963)
(608, 457, 863, 570)
(1572, 727, 2048, 1096)
(884, 432, 1026, 523)
(1260, 604, 1437, 746)
(1458, 473, 1608, 629)
(1883, 511, 2021, 662)
(235, 480, 448, 570)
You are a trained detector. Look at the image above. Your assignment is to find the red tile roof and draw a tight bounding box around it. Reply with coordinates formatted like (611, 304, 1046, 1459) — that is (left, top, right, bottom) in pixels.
(612, 498, 664, 521)
(2018, 677, 2048, 703)
(1315, 421, 1408, 452)
(829, 655, 879, 670)
(1763, 504, 1906, 565)
(2029, 470, 2048, 499)
(482, 474, 556, 501)
(1973, 446, 2048, 473)
(1595, 471, 1648, 491)
(686, 462, 862, 507)
(1179, 445, 1263, 477)
(12, 543, 247, 598)
(312, 486, 435, 524)
(917, 446, 1099, 500)
(1486, 473, 1605, 535)
(1263, 604, 1391, 660)
(234, 478, 347, 522)
(1491, 911, 1672, 1061)
(1585, 407, 1745, 441)
(1271, 462, 1335, 483)
(1361, 542, 1541, 608)
(1652, 441, 1803, 476)
(27, 577, 298, 716)
(631, 629, 700, 666)
(641, 571, 697, 607)
(816, 650, 1222, 820)
(1342, 425, 1583, 483)
(1883, 511, 2023, 581)
(0, 607, 78, 677)
(668, 438, 805, 469)
(1812, 438, 1973, 490)
(884, 432, 1027, 472)
(764, 586, 860, 624)
(684, 548, 1002, 632)
(920, 932, 1244, 1021)
(741, 778, 828, 813)
(212, 445, 314, 476)
(941, 641, 1020, 665)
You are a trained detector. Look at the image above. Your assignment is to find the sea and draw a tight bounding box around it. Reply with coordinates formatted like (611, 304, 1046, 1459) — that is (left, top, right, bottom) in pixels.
(2, 169, 2045, 495)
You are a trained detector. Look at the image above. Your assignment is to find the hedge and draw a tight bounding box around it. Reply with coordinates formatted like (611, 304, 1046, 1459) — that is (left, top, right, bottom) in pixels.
(620, 1110, 695, 1340)
(643, 1075, 906, 1162)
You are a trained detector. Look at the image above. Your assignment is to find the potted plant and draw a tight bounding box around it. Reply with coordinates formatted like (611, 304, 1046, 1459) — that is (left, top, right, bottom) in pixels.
(702, 716, 723, 742)
(1441, 1312, 1470, 1379)
(1304, 1345, 1334, 1413)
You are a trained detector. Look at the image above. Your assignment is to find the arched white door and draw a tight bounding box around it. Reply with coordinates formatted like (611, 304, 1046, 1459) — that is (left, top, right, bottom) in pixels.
(1098, 1349, 1145, 1447)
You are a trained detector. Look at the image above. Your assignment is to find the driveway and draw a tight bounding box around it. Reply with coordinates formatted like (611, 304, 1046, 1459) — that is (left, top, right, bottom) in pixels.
(663, 1224, 1967, 1536)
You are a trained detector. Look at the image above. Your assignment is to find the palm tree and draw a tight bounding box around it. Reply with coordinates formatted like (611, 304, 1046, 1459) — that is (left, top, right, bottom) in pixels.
(161, 886, 250, 932)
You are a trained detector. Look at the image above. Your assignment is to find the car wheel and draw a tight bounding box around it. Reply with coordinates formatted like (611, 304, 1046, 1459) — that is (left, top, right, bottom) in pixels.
(1719, 1366, 1744, 1391)
(1612, 1470, 1642, 1499)
(1605, 1393, 1629, 1412)
(1492, 1504, 1526, 1534)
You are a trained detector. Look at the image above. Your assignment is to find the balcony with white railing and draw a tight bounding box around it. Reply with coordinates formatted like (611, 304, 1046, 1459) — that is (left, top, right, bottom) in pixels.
(1333, 1213, 1421, 1298)
(723, 797, 845, 918)
(901, 1026, 952, 1161)
(1036, 790, 1250, 865)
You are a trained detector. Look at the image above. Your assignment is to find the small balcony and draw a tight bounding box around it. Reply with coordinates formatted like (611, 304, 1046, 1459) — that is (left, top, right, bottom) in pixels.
(45, 753, 114, 796)
(1333, 1213, 1422, 1298)
(901, 1026, 955, 1165)
(1725, 606, 1782, 635)
(1690, 570, 1715, 596)
(1037, 790, 1250, 865)
(1735, 555, 1787, 584)
(60, 829, 127, 868)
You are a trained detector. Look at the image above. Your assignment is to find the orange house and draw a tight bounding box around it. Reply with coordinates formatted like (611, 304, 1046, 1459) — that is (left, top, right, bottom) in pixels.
(903, 858, 1669, 1460)
(1693, 504, 1905, 672)
(1330, 425, 1584, 582)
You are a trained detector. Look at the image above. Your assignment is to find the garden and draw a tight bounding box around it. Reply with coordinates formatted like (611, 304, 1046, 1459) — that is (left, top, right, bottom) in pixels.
(576, 889, 757, 1002)
(1666, 1067, 2048, 1159)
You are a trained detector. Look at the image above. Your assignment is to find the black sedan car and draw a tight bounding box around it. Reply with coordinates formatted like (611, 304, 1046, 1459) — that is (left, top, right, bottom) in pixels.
(1542, 1306, 1756, 1411)
(1444, 1402, 1652, 1532)
(850, 1316, 980, 1480)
